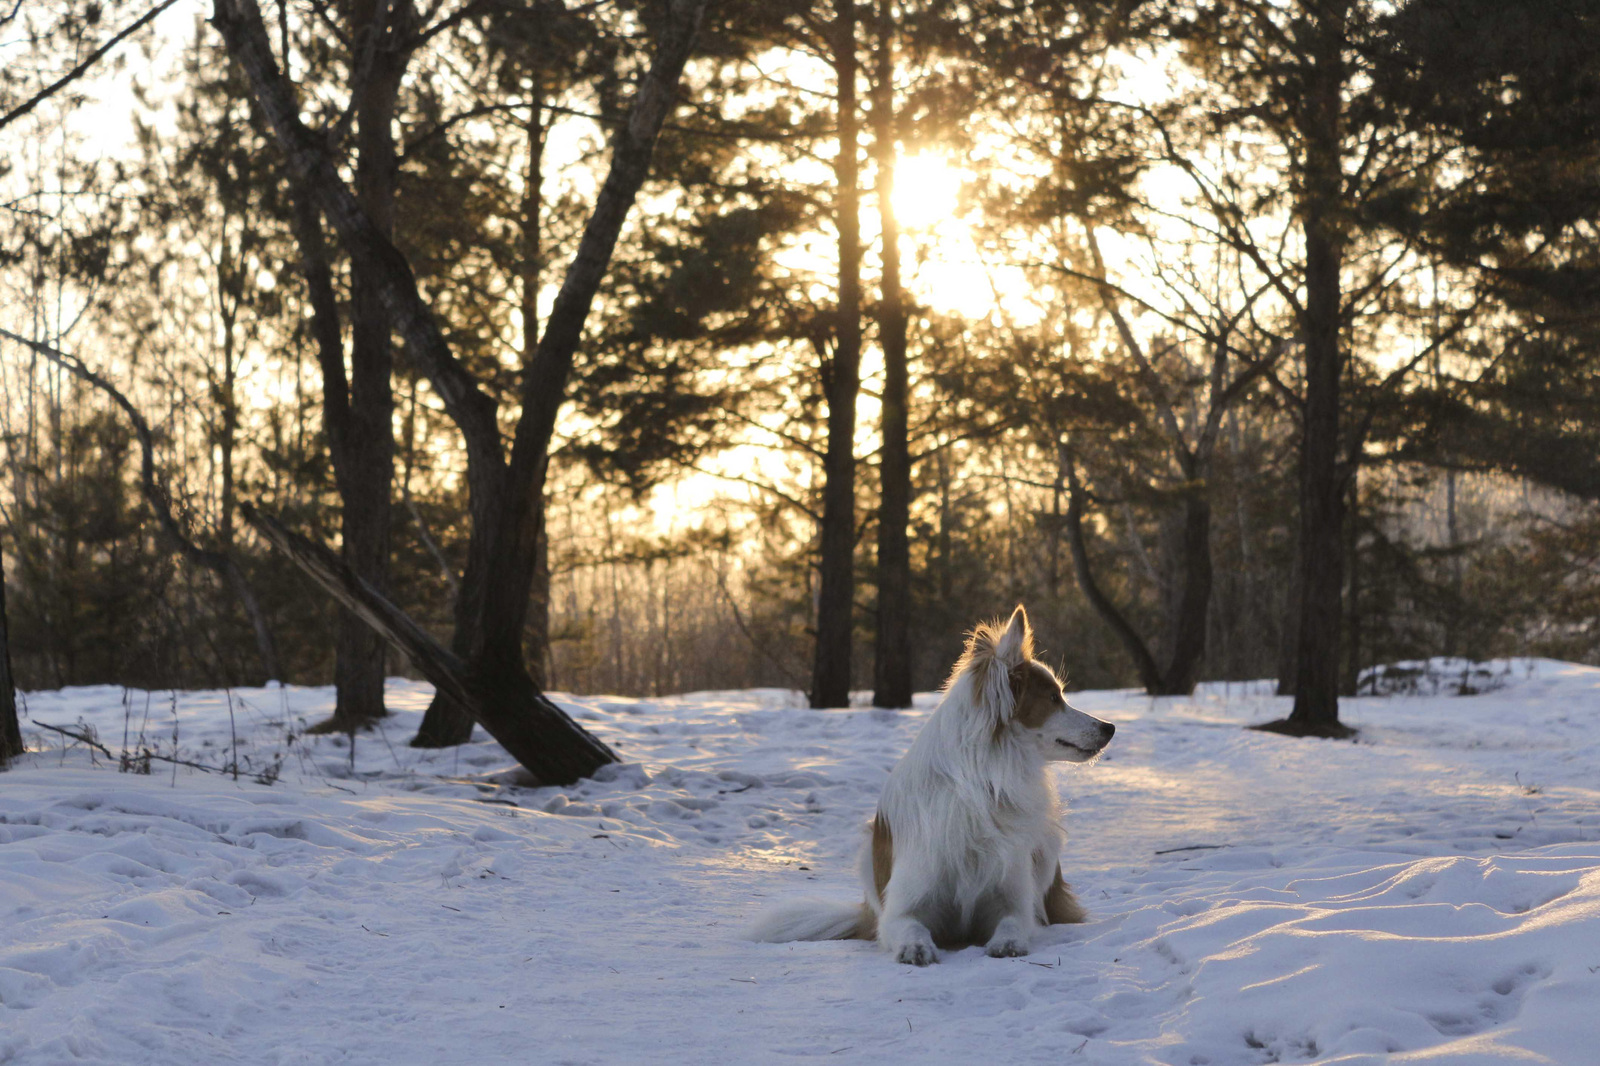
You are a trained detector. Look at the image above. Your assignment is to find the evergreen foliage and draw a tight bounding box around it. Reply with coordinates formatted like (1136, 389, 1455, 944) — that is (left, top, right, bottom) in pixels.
(0, 0, 1594, 748)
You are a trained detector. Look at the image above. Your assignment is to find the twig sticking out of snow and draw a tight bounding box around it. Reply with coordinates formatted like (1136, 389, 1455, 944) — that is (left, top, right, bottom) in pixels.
(35, 720, 232, 776)
(227, 690, 240, 782)
(35, 721, 115, 760)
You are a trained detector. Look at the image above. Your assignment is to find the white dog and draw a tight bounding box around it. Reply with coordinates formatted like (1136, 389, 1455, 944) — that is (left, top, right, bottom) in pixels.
(750, 606, 1115, 964)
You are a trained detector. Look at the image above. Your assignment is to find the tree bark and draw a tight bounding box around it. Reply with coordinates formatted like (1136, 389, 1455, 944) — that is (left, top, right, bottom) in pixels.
(311, 0, 404, 735)
(521, 91, 552, 692)
(410, 521, 493, 746)
(870, 0, 912, 709)
(0, 549, 22, 767)
(1256, 0, 1354, 739)
(529, 517, 552, 688)
(811, 0, 863, 710)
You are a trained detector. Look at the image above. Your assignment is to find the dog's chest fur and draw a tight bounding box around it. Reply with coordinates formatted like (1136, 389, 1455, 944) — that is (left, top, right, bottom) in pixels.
(873, 759, 1063, 948)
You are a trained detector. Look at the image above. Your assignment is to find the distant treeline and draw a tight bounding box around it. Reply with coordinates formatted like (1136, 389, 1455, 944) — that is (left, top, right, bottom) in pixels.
(3, 0, 1597, 721)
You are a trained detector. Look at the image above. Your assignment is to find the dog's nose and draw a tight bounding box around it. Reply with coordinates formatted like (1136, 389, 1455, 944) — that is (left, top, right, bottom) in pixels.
(1100, 721, 1116, 741)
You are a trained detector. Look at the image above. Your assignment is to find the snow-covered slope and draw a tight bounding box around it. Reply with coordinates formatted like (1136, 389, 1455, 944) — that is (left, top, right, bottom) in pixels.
(2, 660, 1598, 1064)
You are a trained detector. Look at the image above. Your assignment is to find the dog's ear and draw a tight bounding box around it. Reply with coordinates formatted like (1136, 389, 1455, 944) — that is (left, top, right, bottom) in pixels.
(994, 605, 1033, 667)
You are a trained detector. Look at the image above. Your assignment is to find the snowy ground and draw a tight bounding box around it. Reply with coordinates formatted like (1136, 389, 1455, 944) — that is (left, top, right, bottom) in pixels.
(2, 659, 1599, 1065)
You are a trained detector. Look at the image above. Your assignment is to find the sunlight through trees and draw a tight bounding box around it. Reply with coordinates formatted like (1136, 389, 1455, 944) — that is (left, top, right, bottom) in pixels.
(2, 0, 1598, 745)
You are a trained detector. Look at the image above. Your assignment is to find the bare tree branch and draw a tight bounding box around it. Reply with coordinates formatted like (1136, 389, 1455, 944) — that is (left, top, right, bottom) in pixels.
(0, 0, 182, 133)
(0, 327, 281, 683)
(1083, 227, 1192, 463)
(212, 0, 506, 489)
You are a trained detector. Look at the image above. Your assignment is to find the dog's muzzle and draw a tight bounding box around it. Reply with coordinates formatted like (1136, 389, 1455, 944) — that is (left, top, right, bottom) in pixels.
(1056, 720, 1115, 755)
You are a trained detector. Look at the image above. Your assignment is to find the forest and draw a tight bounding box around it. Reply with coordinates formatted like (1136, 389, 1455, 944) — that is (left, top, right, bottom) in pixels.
(3, 0, 1599, 771)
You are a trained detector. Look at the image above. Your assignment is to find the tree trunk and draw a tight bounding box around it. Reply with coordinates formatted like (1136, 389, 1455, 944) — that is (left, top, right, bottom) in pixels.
(410, 523, 493, 747)
(529, 518, 551, 689)
(243, 506, 614, 783)
(811, 0, 863, 710)
(217, 299, 239, 552)
(1256, 0, 1354, 739)
(870, 0, 912, 709)
(0, 550, 23, 767)
(484, 0, 708, 699)
(416, 85, 546, 745)
(1063, 462, 1165, 694)
(1444, 466, 1459, 657)
(313, 0, 402, 735)
(522, 91, 552, 692)
(1159, 488, 1213, 696)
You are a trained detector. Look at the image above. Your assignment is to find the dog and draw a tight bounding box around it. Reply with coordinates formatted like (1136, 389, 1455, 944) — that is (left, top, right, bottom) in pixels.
(750, 605, 1115, 964)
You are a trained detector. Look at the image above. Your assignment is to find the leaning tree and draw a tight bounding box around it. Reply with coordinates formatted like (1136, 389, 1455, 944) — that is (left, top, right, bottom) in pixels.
(211, 0, 712, 785)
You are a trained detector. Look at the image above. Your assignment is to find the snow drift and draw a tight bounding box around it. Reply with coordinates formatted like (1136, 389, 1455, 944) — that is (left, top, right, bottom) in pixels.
(2, 659, 1598, 1064)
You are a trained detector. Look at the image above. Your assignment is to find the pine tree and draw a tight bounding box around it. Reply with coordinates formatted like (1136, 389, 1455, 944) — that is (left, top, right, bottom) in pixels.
(1377, 0, 1600, 506)
(868, 0, 911, 708)
(1168, 0, 1460, 735)
(810, 0, 867, 709)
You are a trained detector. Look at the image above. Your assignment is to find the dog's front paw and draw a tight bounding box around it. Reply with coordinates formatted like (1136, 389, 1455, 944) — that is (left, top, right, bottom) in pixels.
(985, 917, 1031, 958)
(985, 936, 1029, 958)
(895, 940, 937, 966)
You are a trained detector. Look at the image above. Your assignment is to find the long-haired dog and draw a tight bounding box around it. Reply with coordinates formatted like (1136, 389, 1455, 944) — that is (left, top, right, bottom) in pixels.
(750, 606, 1115, 964)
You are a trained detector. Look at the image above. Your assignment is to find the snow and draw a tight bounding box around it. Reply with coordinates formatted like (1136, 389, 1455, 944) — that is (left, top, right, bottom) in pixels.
(3, 659, 1599, 1064)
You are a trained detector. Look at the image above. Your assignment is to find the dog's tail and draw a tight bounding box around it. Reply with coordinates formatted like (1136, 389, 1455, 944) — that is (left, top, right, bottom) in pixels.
(747, 898, 875, 942)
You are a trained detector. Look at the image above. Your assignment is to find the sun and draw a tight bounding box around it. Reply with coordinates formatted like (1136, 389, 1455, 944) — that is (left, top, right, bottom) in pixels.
(882, 152, 1017, 320)
(891, 152, 965, 232)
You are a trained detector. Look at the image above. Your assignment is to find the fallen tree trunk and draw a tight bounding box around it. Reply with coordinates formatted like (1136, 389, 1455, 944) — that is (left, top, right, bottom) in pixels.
(241, 505, 616, 785)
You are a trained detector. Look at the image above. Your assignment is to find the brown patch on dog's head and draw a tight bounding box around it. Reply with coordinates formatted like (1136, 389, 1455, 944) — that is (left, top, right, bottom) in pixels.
(1009, 659, 1065, 729)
